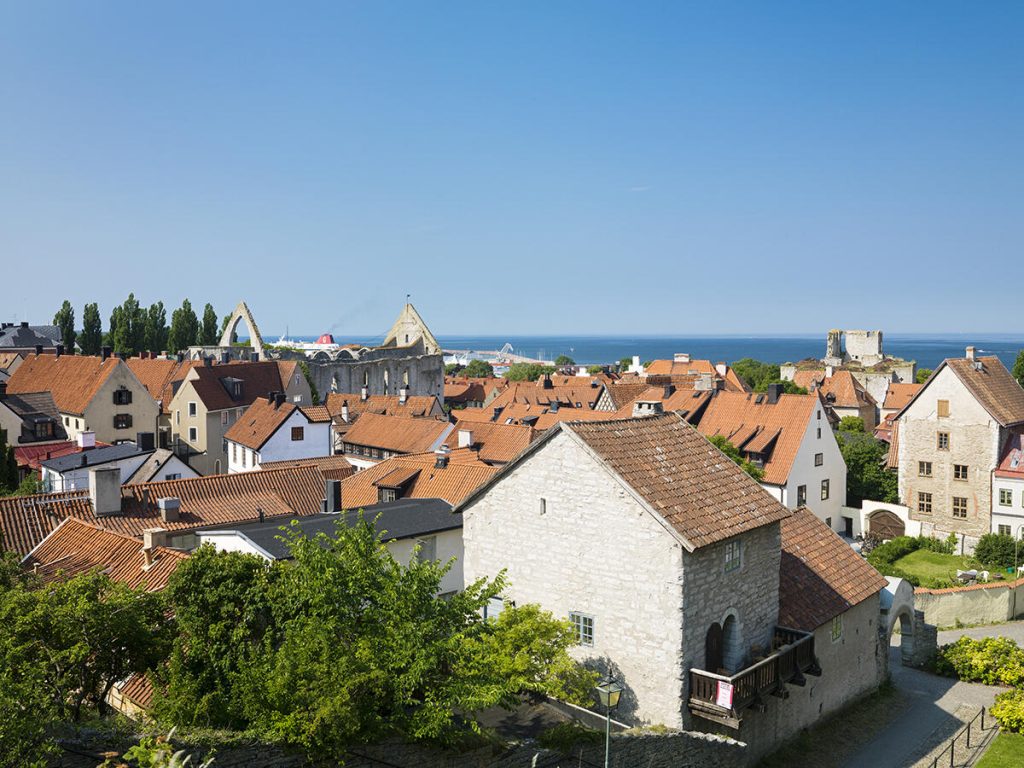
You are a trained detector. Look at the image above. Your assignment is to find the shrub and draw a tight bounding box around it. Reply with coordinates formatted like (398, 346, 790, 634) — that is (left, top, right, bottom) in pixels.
(867, 535, 956, 582)
(992, 688, 1024, 733)
(974, 534, 1018, 571)
(934, 637, 1024, 688)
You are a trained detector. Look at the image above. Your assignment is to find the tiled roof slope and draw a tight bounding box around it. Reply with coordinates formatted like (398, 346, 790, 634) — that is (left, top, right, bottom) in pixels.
(0, 352, 23, 371)
(225, 397, 300, 450)
(6, 355, 122, 415)
(778, 508, 887, 631)
(995, 433, 1024, 479)
(187, 362, 286, 412)
(1, 391, 69, 443)
(342, 412, 451, 454)
(695, 391, 819, 486)
(604, 382, 653, 410)
(794, 370, 875, 409)
(125, 358, 199, 412)
(259, 454, 356, 479)
(611, 387, 714, 421)
(324, 393, 440, 421)
(945, 357, 1024, 427)
(24, 518, 186, 591)
(446, 420, 536, 463)
(882, 382, 921, 412)
(567, 413, 790, 550)
(0, 466, 327, 556)
(488, 380, 604, 410)
(340, 450, 497, 508)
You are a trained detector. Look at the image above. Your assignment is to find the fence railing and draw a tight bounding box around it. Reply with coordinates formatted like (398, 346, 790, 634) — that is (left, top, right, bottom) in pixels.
(928, 706, 996, 768)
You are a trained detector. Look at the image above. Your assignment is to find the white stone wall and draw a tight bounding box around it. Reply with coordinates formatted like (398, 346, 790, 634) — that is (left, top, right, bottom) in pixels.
(42, 453, 151, 492)
(992, 476, 1024, 536)
(779, 404, 847, 529)
(462, 431, 687, 728)
(387, 528, 463, 595)
(898, 366, 1001, 537)
(257, 412, 331, 467)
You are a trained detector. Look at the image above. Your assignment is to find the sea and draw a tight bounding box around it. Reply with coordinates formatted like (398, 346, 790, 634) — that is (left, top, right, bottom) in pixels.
(265, 333, 1024, 372)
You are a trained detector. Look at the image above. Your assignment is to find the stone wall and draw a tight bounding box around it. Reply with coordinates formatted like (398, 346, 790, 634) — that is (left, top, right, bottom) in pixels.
(306, 345, 444, 403)
(915, 577, 1024, 628)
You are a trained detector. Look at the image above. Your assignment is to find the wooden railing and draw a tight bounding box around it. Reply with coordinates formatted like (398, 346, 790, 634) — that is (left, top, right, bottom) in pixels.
(688, 626, 818, 728)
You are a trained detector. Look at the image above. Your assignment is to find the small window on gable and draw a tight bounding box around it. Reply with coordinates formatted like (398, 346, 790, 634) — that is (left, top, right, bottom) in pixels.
(569, 612, 594, 647)
(378, 486, 397, 503)
(291, 426, 304, 441)
(831, 615, 843, 642)
(188, 426, 198, 442)
(814, 452, 823, 467)
(817, 427, 822, 439)
(937, 432, 950, 450)
(114, 413, 133, 429)
(797, 485, 807, 507)
(188, 402, 197, 417)
(724, 540, 742, 572)
(937, 399, 950, 418)
(539, 497, 547, 515)
(821, 479, 830, 500)
(113, 388, 132, 405)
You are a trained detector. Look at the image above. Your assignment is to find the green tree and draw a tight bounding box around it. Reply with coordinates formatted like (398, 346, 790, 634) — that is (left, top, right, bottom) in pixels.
(504, 363, 555, 382)
(836, 430, 898, 506)
(111, 293, 146, 356)
(0, 429, 18, 494)
(167, 299, 199, 353)
(298, 360, 319, 405)
(916, 368, 933, 384)
(554, 355, 575, 367)
(730, 359, 806, 393)
(586, 365, 604, 375)
(838, 416, 865, 433)
(618, 357, 633, 371)
(52, 300, 76, 351)
(707, 435, 765, 481)
(200, 303, 219, 346)
(444, 363, 463, 376)
(1013, 351, 1024, 389)
(79, 303, 102, 356)
(974, 533, 1018, 571)
(462, 359, 494, 378)
(144, 301, 169, 354)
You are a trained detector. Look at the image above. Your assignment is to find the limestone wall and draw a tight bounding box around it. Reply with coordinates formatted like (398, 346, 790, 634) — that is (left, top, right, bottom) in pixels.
(915, 578, 1024, 628)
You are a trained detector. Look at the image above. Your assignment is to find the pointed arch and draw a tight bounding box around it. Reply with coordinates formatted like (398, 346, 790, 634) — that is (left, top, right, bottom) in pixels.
(219, 301, 266, 360)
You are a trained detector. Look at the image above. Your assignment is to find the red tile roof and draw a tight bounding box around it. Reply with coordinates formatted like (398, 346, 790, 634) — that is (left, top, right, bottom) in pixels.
(610, 387, 714, 421)
(995, 432, 1024, 479)
(186, 361, 287, 412)
(778, 508, 887, 631)
(13, 441, 109, 471)
(342, 412, 452, 454)
(224, 397, 302, 450)
(793, 370, 875, 409)
(445, 420, 537, 464)
(881, 382, 922, 412)
(340, 450, 497, 508)
(324, 393, 441, 421)
(945, 357, 1024, 427)
(7, 354, 123, 415)
(125, 358, 200, 413)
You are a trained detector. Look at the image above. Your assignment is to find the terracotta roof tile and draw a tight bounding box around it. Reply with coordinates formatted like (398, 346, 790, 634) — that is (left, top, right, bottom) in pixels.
(610, 387, 714, 421)
(300, 404, 332, 422)
(125, 358, 200, 412)
(341, 450, 497, 508)
(7, 355, 123, 415)
(324, 393, 441, 421)
(945, 357, 1024, 427)
(882, 382, 922, 412)
(794, 370, 875, 409)
(342, 412, 452, 454)
(224, 397, 300, 450)
(566, 413, 791, 550)
(778, 508, 887, 631)
(995, 432, 1024, 479)
(445, 420, 537, 464)
(186, 361, 287, 412)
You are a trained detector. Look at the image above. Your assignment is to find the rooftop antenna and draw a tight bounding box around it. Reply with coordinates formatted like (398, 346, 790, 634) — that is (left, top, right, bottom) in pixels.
(406, 293, 410, 306)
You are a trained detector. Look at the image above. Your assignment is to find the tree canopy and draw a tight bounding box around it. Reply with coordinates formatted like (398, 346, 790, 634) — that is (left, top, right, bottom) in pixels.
(916, 368, 933, 384)
(200, 303, 219, 346)
(504, 363, 556, 382)
(79, 303, 103, 356)
(167, 299, 200, 353)
(554, 355, 575, 367)
(707, 435, 765, 481)
(52, 300, 75, 351)
(462, 359, 494, 378)
(1013, 351, 1024, 390)
(836, 426, 897, 506)
(731, 358, 807, 394)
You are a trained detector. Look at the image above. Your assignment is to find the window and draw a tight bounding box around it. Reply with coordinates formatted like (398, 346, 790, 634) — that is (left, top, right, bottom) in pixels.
(222, 438, 228, 452)
(34, 420, 54, 439)
(831, 615, 843, 642)
(188, 426, 198, 442)
(825, 517, 832, 528)
(952, 497, 968, 518)
(232, 443, 237, 462)
(417, 536, 437, 562)
(188, 402, 197, 417)
(821, 479, 830, 500)
(724, 540, 742, 572)
(112, 388, 132, 405)
(814, 453, 823, 467)
(817, 427, 822, 439)
(954, 464, 968, 481)
(817, 409, 822, 421)
(918, 492, 933, 514)
(165, 473, 181, 481)
(113, 413, 133, 429)
(242, 449, 247, 468)
(937, 399, 950, 418)
(797, 485, 807, 506)
(937, 432, 950, 450)
(378, 487, 397, 503)
(539, 497, 547, 515)
(221, 411, 228, 426)
(919, 461, 933, 477)
(291, 426, 305, 441)
(998, 525, 1011, 536)
(214, 461, 221, 474)
(569, 612, 594, 647)
(175, 410, 180, 425)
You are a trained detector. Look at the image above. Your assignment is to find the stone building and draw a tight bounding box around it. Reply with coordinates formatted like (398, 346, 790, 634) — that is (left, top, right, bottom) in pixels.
(458, 412, 887, 761)
(891, 347, 1024, 541)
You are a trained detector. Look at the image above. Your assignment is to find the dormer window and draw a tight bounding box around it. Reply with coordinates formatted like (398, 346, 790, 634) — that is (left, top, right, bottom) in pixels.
(34, 419, 54, 439)
(378, 487, 398, 503)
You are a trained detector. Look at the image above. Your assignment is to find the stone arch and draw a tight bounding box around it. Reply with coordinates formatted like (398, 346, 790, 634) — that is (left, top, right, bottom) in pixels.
(881, 577, 919, 666)
(869, 509, 905, 540)
(721, 612, 744, 672)
(889, 609, 916, 666)
(219, 301, 266, 360)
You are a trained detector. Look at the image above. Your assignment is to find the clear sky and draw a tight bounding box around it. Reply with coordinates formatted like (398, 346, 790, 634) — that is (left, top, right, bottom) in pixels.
(1, 2, 1021, 337)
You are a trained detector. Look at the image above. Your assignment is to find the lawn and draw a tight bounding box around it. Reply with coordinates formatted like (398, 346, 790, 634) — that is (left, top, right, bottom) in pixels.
(976, 731, 1024, 768)
(893, 549, 980, 586)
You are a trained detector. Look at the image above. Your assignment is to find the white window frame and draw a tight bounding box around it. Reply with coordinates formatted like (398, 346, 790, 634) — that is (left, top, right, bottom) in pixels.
(724, 540, 742, 573)
(999, 488, 1012, 507)
(188, 426, 198, 443)
(569, 611, 594, 647)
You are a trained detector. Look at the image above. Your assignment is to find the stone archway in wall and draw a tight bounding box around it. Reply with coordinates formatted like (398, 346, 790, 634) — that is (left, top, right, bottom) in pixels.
(870, 509, 905, 540)
(889, 610, 916, 666)
(219, 301, 266, 360)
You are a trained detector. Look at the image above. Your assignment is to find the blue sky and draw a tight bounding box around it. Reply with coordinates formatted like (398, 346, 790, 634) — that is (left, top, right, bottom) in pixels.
(1, 2, 1020, 337)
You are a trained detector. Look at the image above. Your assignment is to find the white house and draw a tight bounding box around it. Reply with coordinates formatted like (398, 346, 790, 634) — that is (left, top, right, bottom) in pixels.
(40, 436, 196, 492)
(198, 495, 463, 595)
(993, 434, 1024, 539)
(696, 386, 850, 534)
(224, 393, 332, 473)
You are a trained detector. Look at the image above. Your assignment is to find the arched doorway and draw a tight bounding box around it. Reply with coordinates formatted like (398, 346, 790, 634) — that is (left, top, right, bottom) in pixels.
(722, 614, 743, 672)
(870, 510, 905, 540)
(888, 610, 916, 666)
(705, 623, 723, 673)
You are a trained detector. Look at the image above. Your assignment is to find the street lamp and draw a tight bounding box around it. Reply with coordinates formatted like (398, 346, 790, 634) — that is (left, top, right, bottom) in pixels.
(595, 675, 623, 768)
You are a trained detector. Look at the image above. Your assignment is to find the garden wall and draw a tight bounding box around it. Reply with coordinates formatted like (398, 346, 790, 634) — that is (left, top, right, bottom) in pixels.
(915, 578, 1024, 628)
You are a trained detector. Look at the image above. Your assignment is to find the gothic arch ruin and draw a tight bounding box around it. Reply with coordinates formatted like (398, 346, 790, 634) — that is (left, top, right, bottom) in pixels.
(219, 301, 266, 360)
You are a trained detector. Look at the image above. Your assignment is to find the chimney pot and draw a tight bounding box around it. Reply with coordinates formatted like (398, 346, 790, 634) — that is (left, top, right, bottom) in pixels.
(77, 431, 96, 449)
(157, 497, 181, 523)
(715, 362, 727, 377)
(632, 400, 664, 418)
(204, 356, 212, 367)
(663, 384, 674, 398)
(360, 386, 369, 402)
(275, 392, 286, 407)
(966, 346, 976, 361)
(101, 346, 112, 360)
(434, 447, 450, 469)
(20, 321, 29, 329)
(766, 382, 783, 404)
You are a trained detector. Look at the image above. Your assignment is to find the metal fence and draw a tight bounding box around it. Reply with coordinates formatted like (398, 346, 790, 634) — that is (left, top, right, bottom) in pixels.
(928, 706, 997, 768)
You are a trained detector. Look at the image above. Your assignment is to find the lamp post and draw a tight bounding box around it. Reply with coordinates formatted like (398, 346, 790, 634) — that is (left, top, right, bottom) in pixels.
(595, 675, 623, 768)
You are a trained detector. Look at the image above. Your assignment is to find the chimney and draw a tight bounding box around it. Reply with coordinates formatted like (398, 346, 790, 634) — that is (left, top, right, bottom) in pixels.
(101, 346, 112, 360)
(435, 446, 450, 469)
(541, 375, 553, 390)
(142, 528, 169, 568)
(632, 400, 664, 418)
(176, 352, 184, 363)
(458, 428, 473, 449)
(203, 356, 213, 367)
(663, 384, 675, 398)
(966, 346, 976, 361)
(674, 352, 691, 364)
(136, 432, 155, 451)
(20, 321, 29, 329)
(55, 344, 63, 358)
(550, 400, 559, 413)
(157, 497, 181, 523)
(322, 479, 342, 514)
(89, 467, 122, 516)
(825, 365, 835, 378)
(217, 351, 228, 364)
(80, 453, 88, 467)
(34, 344, 43, 356)
(340, 400, 350, 423)
(632, 355, 640, 370)
(77, 430, 96, 449)
(266, 393, 275, 405)
(360, 386, 369, 402)
(274, 392, 286, 407)
(258, 507, 265, 523)
(715, 362, 727, 377)
(766, 382, 783, 405)
(399, 386, 408, 404)
(492, 406, 503, 422)
(117, 351, 127, 361)
(695, 374, 714, 391)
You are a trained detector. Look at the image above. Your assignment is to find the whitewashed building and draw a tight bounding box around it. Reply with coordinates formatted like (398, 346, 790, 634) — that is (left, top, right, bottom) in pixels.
(224, 394, 332, 473)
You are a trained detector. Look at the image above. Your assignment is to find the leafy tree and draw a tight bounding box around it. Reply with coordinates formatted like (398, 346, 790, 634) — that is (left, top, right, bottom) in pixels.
(618, 357, 633, 371)
(586, 365, 604, 375)
(504, 363, 556, 382)
(167, 300, 199, 353)
(707, 435, 764, 481)
(52, 300, 76, 351)
(200, 303, 219, 346)
(836, 430, 897, 506)
(0, 647, 55, 768)
(109, 294, 146, 356)
(0, 429, 17, 495)
(144, 301, 169, 354)
(444, 363, 463, 376)
(79, 303, 102, 356)
(916, 368, 933, 385)
(1013, 351, 1024, 389)
(730, 358, 806, 394)
(974, 533, 1019, 571)
(298, 360, 319, 405)
(106, 304, 123, 350)
(554, 355, 575, 367)
(462, 359, 494, 378)
(838, 416, 865, 433)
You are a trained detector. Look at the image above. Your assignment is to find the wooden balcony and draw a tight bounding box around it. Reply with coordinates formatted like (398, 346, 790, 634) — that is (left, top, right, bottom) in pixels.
(688, 626, 820, 729)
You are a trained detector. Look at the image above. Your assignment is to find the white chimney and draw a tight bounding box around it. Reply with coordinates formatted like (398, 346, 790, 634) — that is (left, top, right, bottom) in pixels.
(715, 362, 727, 377)
(632, 400, 664, 418)
(360, 386, 369, 402)
(88, 467, 121, 516)
(143, 527, 169, 550)
(78, 430, 96, 449)
(399, 386, 408, 404)
(966, 346, 976, 361)
(631, 355, 640, 370)
(825, 365, 834, 378)
(674, 352, 691, 364)
(340, 400, 350, 423)
(158, 497, 181, 523)
(458, 429, 473, 449)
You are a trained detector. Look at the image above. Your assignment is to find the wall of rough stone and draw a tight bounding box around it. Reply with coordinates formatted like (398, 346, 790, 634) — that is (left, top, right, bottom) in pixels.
(915, 578, 1024, 628)
(306, 345, 444, 403)
(461, 430, 688, 728)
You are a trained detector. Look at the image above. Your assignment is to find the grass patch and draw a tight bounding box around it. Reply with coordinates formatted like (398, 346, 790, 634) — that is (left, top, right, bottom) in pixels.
(976, 731, 1024, 768)
(893, 549, 979, 587)
(759, 682, 905, 768)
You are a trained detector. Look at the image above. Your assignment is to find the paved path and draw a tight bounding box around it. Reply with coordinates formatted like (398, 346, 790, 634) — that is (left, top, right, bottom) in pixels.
(938, 619, 1024, 646)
